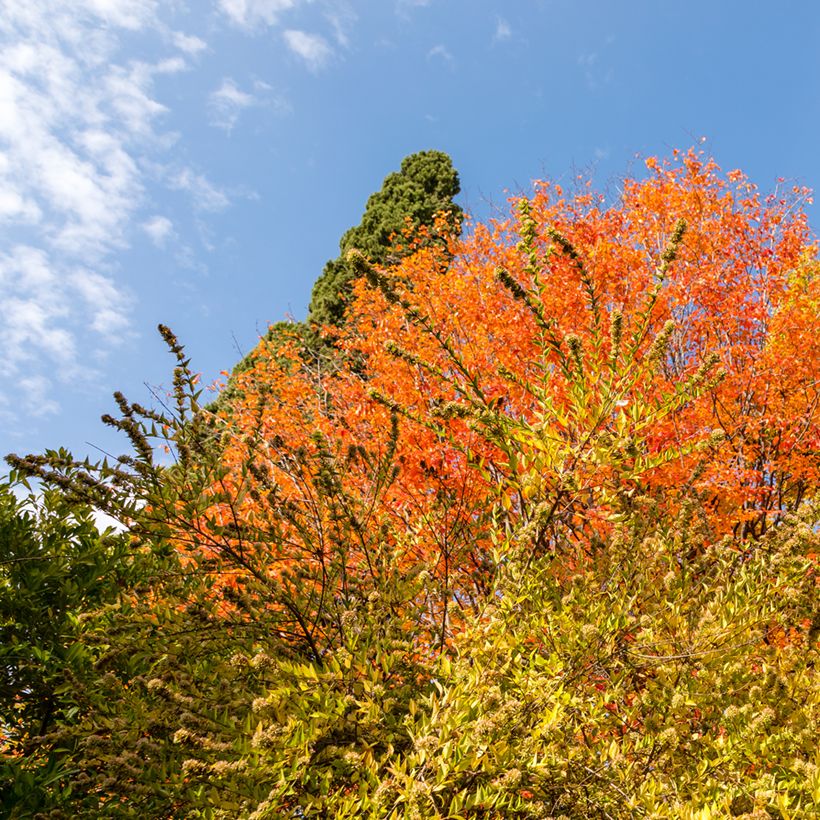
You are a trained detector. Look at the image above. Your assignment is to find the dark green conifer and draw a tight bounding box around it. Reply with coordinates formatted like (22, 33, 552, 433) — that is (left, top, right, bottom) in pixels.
(308, 149, 462, 329)
(214, 150, 461, 410)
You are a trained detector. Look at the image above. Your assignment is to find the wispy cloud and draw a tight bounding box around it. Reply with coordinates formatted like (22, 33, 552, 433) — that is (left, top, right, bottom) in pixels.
(142, 215, 175, 246)
(0, 246, 76, 379)
(493, 17, 512, 43)
(68, 267, 132, 337)
(208, 76, 290, 132)
(71, 0, 159, 31)
(208, 78, 255, 131)
(427, 43, 454, 65)
(169, 168, 231, 212)
(398, 0, 432, 12)
(326, 4, 357, 49)
(284, 29, 332, 71)
(218, 0, 299, 29)
(0, 244, 131, 421)
(172, 31, 207, 55)
(0, 1, 190, 418)
(16, 376, 60, 418)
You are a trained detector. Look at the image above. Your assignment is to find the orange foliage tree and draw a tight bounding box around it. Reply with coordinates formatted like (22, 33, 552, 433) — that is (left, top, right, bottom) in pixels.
(6, 152, 819, 816)
(199, 149, 818, 650)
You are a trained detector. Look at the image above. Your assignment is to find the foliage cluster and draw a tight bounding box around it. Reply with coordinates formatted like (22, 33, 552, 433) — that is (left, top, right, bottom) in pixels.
(218, 149, 462, 411)
(308, 149, 462, 330)
(2, 151, 819, 818)
(0, 483, 133, 813)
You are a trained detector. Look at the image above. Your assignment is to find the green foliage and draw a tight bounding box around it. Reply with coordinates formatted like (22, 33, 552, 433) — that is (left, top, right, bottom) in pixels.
(381, 505, 820, 819)
(170, 557, 435, 819)
(217, 150, 461, 411)
(49, 546, 269, 818)
(308, 149, 462, 330)
(0, 480, 132, 815)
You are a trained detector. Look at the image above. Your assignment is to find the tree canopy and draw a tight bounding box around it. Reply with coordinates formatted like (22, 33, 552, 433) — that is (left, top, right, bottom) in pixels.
(308, 148, 462, 329)
(4, 150, 819, 818)
(215, 149, 462, 410)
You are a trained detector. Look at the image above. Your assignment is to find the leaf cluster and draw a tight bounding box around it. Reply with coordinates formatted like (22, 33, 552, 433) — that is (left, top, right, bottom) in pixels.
(3, 151, 819, 818)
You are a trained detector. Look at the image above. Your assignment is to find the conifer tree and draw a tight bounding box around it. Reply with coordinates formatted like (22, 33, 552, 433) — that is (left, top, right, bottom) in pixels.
(216, 150, 461, 407)
(308, 149, 462, 329)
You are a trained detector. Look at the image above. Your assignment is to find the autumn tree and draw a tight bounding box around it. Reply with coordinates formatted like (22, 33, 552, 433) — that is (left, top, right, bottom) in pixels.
(216, 150, 818, 614)
(167, 150, 820, 816)
(5, 150, 819, 818)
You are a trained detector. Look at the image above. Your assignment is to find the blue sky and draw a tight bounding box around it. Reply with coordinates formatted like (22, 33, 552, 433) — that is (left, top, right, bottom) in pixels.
(1, 0, 818, 464)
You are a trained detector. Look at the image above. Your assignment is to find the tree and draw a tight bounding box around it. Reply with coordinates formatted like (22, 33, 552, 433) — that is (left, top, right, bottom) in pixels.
(0, 479, 132, 815)
(213, 149, 462, 412)
(308, 149, 462, 330)
(217, 150, 818, 611)
(6, 150, 819, 817)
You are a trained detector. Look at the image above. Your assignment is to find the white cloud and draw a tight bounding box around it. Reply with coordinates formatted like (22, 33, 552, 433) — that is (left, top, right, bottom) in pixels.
(154, 56, 188, 75)
(68, 267, 132, 337)
(0, 1, 178, 418)
(16, 375, 60, 418)
(142, 214, 174, 246)
(78, 0, 158, 30)
(170, 168, 231, 211)
(208, 77, 255, 132)
(218, 0, 299, 29)
(208, 77, 289, 131)
(283, 29, 332, 71)
(494, 17, 511, 42)
(326, 5, 356, 48)
(398, 0, 431, 11)
(0, 246, 75, 378)
(0, 245, 132, 414)
(172, 31, 207, 55)
(427, 44, 454, 64)
(0, 186, 42, 223)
